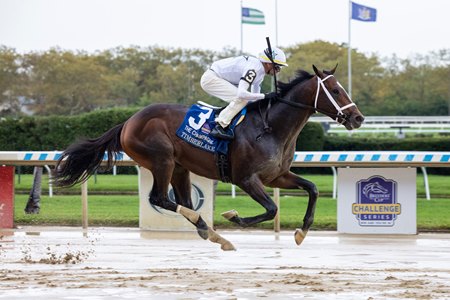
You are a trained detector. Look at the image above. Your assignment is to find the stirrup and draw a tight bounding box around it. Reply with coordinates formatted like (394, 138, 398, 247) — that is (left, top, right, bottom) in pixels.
(210, 125, 234, 140)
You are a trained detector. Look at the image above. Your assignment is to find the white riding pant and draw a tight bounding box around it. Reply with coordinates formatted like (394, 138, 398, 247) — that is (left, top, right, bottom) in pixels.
(200, 69, 247, 128)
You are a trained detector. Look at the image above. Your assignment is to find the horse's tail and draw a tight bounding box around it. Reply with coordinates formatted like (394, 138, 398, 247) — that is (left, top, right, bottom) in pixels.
(53, 123, 124, 187)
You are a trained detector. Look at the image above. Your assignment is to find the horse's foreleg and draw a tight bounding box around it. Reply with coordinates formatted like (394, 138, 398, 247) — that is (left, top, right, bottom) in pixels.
(269, 172, 318, 246)
(223, 177, 278, 227)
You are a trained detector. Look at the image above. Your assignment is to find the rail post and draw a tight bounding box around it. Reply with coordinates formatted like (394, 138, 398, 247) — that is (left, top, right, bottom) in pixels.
(0, 165, 15, 229)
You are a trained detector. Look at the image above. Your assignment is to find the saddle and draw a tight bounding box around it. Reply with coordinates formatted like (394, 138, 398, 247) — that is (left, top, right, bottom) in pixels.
(175, 102, 247, 182)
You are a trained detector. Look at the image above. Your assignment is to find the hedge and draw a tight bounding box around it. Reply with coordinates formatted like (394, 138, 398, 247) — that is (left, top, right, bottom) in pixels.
(322, 136, 450, 175)
(324, 136, 450, 151)
(1, 107, 324, 151)
(0, 107, 139, 151)
(296, 122, 324, 151)
(2, 107, 449, 174)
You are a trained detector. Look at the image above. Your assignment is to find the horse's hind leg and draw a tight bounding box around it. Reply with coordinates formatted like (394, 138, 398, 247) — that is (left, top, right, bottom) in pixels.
(171, 164, 193, 208)
(170, 164, 209, 239)
(170, 164, 236, 251)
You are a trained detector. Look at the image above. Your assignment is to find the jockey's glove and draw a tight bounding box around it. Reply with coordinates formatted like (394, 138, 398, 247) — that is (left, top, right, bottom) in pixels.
(264, 92, 278, 100)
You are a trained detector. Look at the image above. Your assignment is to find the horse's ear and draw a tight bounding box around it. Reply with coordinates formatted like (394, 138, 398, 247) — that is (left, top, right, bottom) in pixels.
(312, 65, 323, 77)
(330, 63, 339, 74)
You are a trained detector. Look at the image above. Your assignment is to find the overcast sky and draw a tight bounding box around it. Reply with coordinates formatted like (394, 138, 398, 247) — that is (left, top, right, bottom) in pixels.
(1, 0, 449, 59)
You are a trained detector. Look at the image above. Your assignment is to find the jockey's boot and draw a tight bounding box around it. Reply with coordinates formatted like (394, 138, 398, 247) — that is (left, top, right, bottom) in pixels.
(210, 124, 234, 140)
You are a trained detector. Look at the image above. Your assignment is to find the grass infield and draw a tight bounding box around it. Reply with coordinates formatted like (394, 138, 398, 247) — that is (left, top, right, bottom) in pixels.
(12, 174, 450, 231)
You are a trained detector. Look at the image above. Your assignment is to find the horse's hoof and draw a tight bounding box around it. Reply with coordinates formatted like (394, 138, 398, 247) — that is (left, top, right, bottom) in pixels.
(197, 228, 209, 240)
(221, 209, 238, 220)
(207, 227, 236, 251)
(24, 208, 40, 214)
(294, 229, 308, 246)
(221, 241, 236, 251)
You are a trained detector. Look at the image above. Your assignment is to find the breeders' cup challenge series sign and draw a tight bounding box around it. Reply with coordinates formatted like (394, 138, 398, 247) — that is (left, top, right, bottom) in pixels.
(338, 168, 416, 234)
(353, 176, 400, 227)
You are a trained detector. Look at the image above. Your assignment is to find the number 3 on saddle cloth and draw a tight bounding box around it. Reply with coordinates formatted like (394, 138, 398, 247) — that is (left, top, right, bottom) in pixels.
(176, 103, 246, 182)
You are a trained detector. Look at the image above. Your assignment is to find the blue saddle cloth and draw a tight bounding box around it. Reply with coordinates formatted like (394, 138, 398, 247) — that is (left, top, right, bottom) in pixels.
(176, 104, 246, 155)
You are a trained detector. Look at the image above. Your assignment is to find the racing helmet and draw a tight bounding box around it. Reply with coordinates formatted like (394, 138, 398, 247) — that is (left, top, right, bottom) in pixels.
(259, 47, 288, 67)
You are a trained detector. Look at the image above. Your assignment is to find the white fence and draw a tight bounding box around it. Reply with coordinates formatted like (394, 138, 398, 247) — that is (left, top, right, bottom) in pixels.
(310, 116, 450, 136)
(1, 151, 449, 229)
(1, 150, 449, 199)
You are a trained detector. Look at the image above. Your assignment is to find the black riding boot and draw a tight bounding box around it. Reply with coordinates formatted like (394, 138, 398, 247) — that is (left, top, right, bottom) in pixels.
(210, 124, 234, 140)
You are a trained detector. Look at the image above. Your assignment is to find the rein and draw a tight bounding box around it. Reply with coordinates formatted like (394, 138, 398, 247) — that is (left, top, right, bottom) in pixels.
(277, 75, 356, 125)
(259, 37, 278, 135)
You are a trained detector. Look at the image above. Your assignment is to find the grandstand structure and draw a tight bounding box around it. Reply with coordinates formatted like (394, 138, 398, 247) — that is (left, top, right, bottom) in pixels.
(310, 116, 450, 137)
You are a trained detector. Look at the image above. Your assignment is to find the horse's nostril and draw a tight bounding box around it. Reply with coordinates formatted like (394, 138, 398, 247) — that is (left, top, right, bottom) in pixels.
(355, 115, 365, 124)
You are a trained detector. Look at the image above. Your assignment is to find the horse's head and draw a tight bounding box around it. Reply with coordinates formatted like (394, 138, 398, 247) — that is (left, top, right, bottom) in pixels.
(312, 64, 364, 130)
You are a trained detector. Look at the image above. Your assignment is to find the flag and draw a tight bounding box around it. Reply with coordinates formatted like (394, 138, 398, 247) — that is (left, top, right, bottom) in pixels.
(351, 2, 377, 22)
(242, 7, 265, 25)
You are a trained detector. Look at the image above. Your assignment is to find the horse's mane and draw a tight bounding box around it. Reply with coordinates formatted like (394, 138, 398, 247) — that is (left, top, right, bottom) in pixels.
(278, 70, 314, 98)
(246, 69, 314, 112)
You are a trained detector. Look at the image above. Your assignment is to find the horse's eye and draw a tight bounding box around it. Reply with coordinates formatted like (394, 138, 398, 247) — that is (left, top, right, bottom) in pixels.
(332, 88, 340, 95)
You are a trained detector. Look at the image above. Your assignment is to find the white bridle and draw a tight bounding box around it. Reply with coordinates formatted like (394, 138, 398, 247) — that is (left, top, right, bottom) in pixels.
(314, 75, 356, 123)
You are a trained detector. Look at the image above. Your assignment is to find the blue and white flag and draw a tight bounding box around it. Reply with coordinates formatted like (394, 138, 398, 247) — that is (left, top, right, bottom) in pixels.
(242, 7, 265, 25)
(351, 2, 377, 22)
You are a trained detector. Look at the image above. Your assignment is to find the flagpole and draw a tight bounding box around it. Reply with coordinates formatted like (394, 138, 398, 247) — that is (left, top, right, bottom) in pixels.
(348, 0, 352, 98)
(275, 0, 278, 46)
(240, 0, 243, 54)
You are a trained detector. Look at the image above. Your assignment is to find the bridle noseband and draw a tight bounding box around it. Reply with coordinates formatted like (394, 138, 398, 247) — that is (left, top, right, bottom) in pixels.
(314, 75, 356, 124)
(278, 74, 356, 125)
(258, 72, 356, 140)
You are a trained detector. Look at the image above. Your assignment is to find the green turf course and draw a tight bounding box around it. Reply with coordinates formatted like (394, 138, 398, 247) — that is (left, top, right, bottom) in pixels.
(12, 174, 450, 231)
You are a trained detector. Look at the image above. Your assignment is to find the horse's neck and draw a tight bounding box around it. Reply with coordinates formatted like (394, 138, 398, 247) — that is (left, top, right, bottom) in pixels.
(268, 92, 315, 142)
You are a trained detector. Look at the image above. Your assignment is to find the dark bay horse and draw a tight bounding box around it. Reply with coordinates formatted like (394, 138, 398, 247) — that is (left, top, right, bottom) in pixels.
(54, 65, 364, 250)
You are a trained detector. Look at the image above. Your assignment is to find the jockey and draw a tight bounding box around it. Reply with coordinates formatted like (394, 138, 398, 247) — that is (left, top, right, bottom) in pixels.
(200, 47, 288, 140)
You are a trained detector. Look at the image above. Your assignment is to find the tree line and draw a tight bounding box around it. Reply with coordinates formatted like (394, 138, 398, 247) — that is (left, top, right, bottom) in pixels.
(0, 41, 449, 117)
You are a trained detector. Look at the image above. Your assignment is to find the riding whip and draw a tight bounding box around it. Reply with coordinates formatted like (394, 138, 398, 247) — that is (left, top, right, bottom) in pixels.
(258, 37, 278, 137)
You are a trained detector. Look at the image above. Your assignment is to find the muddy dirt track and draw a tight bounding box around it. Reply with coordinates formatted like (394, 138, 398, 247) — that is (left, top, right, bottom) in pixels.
(1, 227, 449, 299)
